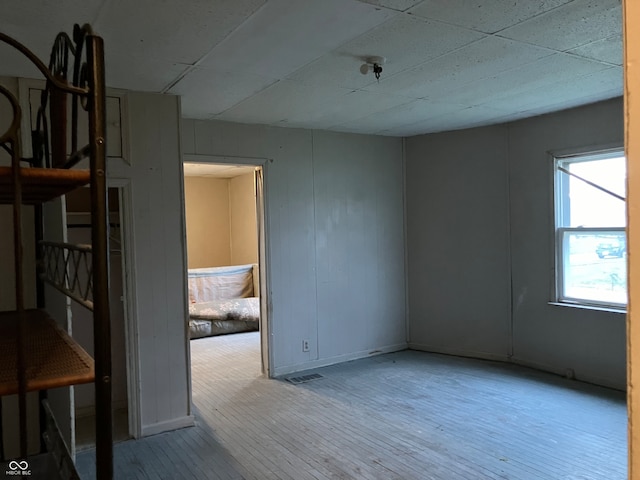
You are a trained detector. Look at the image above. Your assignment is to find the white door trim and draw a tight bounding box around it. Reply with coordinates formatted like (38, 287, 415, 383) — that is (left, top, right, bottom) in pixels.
(108, 178, 141, 439)
(182, 153, 274, 377)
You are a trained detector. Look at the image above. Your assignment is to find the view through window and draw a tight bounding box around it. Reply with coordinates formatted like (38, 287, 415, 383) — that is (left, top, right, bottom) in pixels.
(555, 149, 627, 308)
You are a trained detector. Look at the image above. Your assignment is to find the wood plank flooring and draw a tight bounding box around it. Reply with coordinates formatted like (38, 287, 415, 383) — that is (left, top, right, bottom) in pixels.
(77, 332, 627, 479)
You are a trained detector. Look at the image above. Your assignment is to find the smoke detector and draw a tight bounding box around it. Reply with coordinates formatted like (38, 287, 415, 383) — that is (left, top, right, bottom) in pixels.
(360, 56, 386, 80)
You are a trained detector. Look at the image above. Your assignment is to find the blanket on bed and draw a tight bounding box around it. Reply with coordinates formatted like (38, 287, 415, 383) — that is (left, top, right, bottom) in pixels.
(189, 297, 260, 322)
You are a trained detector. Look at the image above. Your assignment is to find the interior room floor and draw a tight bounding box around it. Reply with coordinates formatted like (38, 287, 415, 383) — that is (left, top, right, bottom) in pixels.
(77, 332, 627, 479)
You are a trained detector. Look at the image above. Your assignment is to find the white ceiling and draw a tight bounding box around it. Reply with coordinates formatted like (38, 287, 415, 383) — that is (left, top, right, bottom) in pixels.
(0, 0, 623, 136)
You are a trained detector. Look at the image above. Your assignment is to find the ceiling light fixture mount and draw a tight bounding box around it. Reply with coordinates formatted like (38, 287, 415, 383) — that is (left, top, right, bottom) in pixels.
(360, 56, 385, 81)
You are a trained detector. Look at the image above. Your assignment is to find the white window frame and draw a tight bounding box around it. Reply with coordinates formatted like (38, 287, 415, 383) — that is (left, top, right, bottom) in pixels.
(553, 148, 626, 310)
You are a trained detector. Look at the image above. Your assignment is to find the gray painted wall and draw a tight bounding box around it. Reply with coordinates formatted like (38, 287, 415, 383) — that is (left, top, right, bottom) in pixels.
(509, 98, 625, 389)
(406, 97, 626, 390)
(181, 120, 407, 376)
(406, 126, 511, 359)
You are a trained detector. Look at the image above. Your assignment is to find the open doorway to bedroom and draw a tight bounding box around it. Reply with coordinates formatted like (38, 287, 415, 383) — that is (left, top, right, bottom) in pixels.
(183, 162, 268, 383)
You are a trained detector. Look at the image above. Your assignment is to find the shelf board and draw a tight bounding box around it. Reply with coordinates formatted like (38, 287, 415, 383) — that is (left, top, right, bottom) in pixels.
(0, 166, 90, 205)
(0, 309, 94, 396)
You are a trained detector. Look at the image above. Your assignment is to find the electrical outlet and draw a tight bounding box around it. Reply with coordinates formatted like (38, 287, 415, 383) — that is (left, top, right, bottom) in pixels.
(302, 339, 310, 352)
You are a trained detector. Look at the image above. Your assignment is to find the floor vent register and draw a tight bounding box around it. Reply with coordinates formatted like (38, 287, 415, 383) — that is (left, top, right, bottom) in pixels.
(285, 373, 324, 385)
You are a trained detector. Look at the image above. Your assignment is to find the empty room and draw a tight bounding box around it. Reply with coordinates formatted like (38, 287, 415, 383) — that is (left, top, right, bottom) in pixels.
(0, 1, 639, 479)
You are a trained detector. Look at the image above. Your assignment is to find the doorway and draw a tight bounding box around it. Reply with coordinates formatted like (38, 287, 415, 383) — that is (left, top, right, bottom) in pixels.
(65, 187, 132, 450)
(183, 161, 269, 379)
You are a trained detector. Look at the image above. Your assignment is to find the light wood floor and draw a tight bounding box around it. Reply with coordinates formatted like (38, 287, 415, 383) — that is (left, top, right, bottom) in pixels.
(77, 332, 627, 479)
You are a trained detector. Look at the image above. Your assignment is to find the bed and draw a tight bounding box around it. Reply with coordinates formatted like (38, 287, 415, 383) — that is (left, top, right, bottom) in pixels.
(188, 264, 260, 339)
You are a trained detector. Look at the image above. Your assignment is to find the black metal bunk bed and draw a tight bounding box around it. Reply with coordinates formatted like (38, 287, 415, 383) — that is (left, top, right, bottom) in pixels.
(0, 25, 112, 479)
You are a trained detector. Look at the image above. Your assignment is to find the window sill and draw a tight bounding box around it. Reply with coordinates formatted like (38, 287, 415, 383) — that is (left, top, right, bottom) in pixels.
(548, 301, 626, 314)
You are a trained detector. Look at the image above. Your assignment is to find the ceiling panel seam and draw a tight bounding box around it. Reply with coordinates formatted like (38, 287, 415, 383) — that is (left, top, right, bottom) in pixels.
(160, 0, 272, 94)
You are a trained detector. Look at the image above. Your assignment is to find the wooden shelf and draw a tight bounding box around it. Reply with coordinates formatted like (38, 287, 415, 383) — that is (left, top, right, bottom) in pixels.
(0, 166, 90, 205)
(0, 309, 94, 396)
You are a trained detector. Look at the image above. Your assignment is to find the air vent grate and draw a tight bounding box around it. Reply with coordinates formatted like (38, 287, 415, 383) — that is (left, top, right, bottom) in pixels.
(285, 373, 323, 385)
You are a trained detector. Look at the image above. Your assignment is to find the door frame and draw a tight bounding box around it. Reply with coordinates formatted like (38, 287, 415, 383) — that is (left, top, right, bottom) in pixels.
(107, 179, 141, 439)
(182, 153, 273, 377)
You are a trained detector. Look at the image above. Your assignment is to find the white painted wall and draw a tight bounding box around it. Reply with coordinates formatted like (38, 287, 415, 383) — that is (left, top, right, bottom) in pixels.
(0, 80, 192, 442)
(122, 92, 192, 435)
(406, 97, 625, 390)
(181, 120, 407, 375)
(313, 132, 407, 360)
(62, 92, 192, 437)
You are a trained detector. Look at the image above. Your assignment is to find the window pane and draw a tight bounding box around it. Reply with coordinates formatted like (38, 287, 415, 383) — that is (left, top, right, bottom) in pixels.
(561, 230, 627, 306)
(560, 156, 626, 228)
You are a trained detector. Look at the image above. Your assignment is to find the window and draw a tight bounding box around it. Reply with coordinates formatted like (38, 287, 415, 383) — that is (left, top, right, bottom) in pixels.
(554, 149, 627, 309)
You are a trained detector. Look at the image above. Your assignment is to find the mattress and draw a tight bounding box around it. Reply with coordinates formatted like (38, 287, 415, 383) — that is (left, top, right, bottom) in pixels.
(188, 297, 260, 339)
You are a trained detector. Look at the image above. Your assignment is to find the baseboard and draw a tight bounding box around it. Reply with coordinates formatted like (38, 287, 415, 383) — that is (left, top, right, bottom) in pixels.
(408, 343, 626, 391)
(273, 342, 408, 377)
(141, 415, 195, 437)
(408, 343, 510, 363)
(510, 356, 626, 391)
